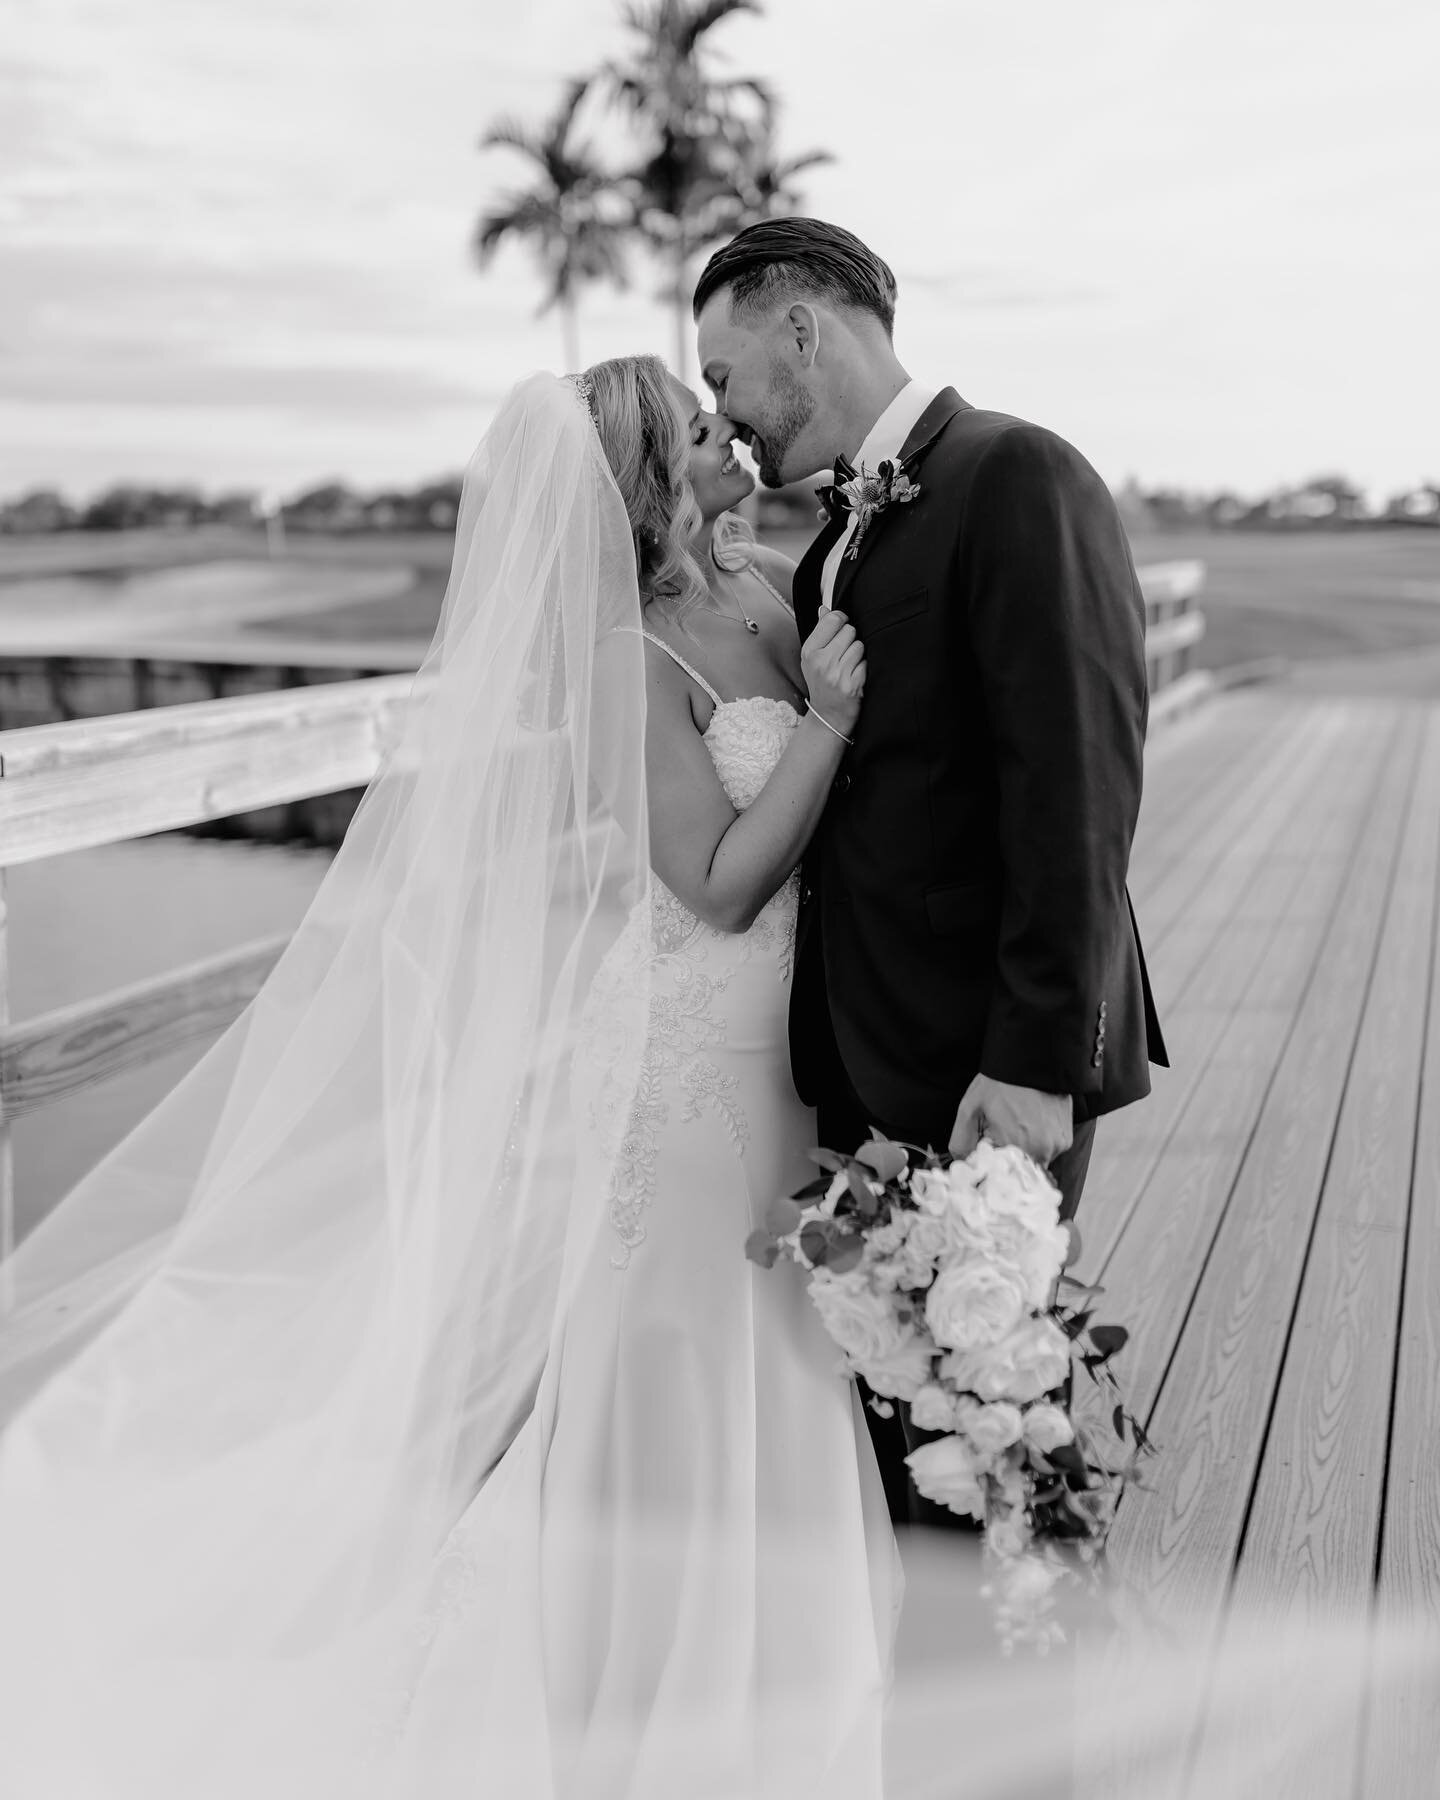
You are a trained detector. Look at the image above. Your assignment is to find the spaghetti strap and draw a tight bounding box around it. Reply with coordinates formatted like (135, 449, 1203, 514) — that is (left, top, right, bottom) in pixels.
(619, 627, 725, 707)
(747, 559, 794, 617)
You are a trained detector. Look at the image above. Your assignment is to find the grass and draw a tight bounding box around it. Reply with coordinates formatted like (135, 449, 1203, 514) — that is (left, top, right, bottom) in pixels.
(4, 524, 1439, 689)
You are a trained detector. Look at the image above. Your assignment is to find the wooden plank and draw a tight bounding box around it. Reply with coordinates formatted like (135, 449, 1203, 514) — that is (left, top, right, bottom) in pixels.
(0, 633, 424, 672)
(0, 673, 420, 865)
(1104, 707, 1421, 1621)
(1144, 611, 1206, 662)
(1092, 703, 1382, 1176)
(1131, 696, 1316, 917)
(0, 866, 11, 1274)
(1136, 699, 1338, 945)
(1138, 560, 1205, 607)
(1367, 713, 1440, 1787)
(0, 931, 291, 1120)
(1137, 691, 1295, 853)
(1188, 709, 1440, 1800)
(1233, 709, 1440, 1606)
(1080, 708, 1391, 1305)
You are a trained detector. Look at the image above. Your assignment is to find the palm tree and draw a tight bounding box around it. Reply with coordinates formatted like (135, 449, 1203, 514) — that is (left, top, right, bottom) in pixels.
(475, 78, 628, 373)
(608, 0, 830, 379)
(713, 108, 833, 224)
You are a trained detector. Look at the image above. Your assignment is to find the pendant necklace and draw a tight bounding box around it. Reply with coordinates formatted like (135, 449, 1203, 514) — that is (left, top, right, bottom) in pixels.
(711, 554, 760, 633)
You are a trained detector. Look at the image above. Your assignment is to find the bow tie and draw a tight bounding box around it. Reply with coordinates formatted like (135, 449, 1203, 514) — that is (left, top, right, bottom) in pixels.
(815, 454, 859, 523)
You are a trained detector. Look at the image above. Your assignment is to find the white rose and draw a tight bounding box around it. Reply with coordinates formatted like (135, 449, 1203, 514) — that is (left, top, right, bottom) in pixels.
(909, 1382, 958, 1433)
(857, 1329, 934, 1400)
(905, 1435, 986, 1521)
(960, 1400, 1024, 1457)
(867, 1215, 911, 1257)
(900, 1210, 949, 1269)
(808, 1270, 906, 1364)
(1001, 1218, 1071, 1309)
(968, 1138, 1061, 1220)
(1021, 1402, 1076, 1454)
(943, 1316, 1072, 1405)
(925, 1261, 1029, 1352)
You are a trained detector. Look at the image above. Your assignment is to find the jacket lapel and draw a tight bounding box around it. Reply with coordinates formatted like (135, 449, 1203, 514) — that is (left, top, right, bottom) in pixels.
(793, 508, 849, 641)
(830, 387, 970, 613)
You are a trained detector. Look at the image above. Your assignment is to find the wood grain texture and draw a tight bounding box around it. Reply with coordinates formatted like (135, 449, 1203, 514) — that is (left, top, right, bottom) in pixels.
(0, 673, 420, 865)
(1104, 708, 1419, 1621)
(1233, 710, 1440, 1611)
(1078, 704, 1381, 1284)
(1357, 715, 1440, 1797)
(0, 932, 290, 1119)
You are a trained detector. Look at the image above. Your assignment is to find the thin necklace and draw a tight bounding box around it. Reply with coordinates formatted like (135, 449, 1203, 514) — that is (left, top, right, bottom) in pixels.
(708, 543, 760, 633)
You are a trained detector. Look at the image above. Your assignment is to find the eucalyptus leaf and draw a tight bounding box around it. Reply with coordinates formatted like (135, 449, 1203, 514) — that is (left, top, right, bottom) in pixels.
(744, 1229, 780, 1269)
(855, 1137, 909, 1182)
(806, 1147, 848, 1174)
(827, 1232, 865, 1275)
(764, 1195, 805, 1236)
(799, 1220, 832, 1267)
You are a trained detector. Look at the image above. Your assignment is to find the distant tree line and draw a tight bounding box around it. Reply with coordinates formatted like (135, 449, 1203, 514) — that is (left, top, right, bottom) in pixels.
(0, 477, 463, 536)
(4, 469, 1436, 539)
(1116, 473, 1440, 533)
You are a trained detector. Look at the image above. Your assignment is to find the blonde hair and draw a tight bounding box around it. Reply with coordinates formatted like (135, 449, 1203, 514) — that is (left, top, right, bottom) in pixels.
(581, 354, 708, 614)
(710, 508, 759, 575)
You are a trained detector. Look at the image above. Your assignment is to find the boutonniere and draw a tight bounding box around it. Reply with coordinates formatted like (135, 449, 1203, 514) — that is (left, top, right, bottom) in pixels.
(839, 457, 922, 559)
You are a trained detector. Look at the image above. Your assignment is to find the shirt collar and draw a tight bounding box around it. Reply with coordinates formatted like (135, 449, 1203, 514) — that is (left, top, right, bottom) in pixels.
(851, 379, 938, 474)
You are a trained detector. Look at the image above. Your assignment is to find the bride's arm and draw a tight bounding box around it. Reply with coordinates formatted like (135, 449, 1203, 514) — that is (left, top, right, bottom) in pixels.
(645, 614, 863, 934)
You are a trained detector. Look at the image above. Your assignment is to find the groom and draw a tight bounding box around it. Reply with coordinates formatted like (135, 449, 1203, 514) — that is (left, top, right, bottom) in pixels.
(694, 219, 1168, 1529)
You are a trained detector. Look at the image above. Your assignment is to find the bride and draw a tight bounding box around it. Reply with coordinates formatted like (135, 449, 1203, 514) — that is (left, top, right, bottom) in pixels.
(0, 359, 898, 1798)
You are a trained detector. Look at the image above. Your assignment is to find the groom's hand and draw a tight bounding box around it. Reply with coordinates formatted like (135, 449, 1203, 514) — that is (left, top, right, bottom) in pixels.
(948, 1075, 1073, 1166)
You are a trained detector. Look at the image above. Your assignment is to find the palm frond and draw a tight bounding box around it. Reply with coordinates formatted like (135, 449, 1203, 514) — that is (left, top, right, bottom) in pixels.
(678, 0, 760, 59)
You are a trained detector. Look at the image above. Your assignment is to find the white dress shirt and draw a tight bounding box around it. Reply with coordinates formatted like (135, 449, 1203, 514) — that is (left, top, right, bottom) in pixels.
(820, 379, 939, 611)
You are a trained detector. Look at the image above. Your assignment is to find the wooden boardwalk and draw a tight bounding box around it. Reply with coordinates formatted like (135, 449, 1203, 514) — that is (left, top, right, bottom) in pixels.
(1078, 685, 1440, 1791)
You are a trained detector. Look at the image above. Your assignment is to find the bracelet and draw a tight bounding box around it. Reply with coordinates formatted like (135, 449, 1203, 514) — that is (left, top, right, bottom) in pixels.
(806, 705, 854, 747)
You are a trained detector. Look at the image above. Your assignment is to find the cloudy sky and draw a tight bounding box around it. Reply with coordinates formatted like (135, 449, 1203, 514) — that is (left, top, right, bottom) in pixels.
(4, 0, 1437, 501)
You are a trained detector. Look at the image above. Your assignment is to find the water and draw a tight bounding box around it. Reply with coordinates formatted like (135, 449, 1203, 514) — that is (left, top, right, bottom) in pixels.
(6, 834, 332, 1240)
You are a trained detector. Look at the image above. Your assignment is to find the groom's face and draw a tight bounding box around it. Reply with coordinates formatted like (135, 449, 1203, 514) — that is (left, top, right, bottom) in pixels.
(696, 293, 821, 489)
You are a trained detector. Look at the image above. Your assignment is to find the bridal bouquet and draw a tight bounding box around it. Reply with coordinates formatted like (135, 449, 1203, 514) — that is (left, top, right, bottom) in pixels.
(745, 1134, 1153, 1653)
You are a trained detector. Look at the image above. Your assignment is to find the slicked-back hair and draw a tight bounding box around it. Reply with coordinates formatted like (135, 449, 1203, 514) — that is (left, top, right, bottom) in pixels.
(693, 218, 897, 338)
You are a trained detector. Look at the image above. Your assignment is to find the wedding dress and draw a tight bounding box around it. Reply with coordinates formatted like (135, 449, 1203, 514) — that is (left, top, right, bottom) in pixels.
(378, 639, 899, 1797)
(0, 375, 896, 1799)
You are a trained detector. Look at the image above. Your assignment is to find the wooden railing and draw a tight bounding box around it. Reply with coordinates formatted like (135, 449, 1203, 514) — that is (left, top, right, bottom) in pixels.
(0, 563, 1205, 1252)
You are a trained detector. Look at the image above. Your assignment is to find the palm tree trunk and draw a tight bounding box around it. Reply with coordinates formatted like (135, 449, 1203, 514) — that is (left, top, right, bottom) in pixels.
(560, 294, 581, 375)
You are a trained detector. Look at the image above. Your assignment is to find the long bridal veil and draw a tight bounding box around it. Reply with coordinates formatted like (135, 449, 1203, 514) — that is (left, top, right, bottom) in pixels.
(0, 371, 1435, 1800)
(0, 373, 657, 1793)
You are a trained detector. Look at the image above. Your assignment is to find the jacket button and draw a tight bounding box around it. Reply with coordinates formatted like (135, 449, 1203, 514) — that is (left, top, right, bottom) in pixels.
(1092, 1050, 1104, 1068)
(832, 772, 852, 796)
(1099, 1000, 1109, 1020)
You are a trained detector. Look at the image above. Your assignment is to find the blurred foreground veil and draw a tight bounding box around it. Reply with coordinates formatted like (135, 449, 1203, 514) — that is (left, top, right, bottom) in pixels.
(0, 374, 1436, 1799)
(0, 372, 659, 1793)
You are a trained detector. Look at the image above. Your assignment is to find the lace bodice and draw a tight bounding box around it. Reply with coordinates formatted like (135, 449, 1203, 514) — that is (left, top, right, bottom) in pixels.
(578, 690, 805, 1267)
(702, 695, 801, 810)
(649, 696, 801, 951)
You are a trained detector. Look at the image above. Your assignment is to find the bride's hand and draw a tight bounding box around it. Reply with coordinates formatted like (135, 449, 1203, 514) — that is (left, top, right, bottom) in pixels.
(801, 610, 866, 740)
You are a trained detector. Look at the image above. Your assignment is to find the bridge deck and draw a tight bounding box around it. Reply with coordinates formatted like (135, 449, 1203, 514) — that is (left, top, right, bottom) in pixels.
(1080, 687, 1440, 1790)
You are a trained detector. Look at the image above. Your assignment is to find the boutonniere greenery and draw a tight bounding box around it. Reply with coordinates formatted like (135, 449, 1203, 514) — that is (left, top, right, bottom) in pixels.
(839, 458, 922, 558)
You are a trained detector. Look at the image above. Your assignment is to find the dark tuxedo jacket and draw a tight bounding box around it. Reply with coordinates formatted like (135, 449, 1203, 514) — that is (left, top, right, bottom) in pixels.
(789, 389, 1168, 1143)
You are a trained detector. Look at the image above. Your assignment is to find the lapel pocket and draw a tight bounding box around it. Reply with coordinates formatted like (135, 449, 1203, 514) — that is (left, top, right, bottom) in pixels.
(860, 585, 929, 635)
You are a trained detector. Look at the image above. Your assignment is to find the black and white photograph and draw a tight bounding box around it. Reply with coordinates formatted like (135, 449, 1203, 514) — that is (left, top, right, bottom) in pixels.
(1, 2, 1438, 1794)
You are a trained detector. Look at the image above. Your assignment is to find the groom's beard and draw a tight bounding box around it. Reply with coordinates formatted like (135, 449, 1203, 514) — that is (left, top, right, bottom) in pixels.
(751, 358, 816, 488)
